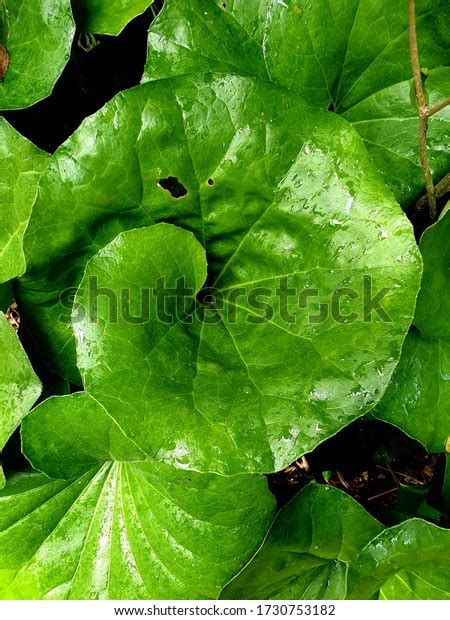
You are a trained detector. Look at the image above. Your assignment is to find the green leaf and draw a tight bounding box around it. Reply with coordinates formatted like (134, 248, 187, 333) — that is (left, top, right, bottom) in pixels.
(220, 484, 383, 599)
(144, 0, 450, 206)
(0, 313, 41, 485)
(342, 67, 450, 207)
(380, 570, 450, 600)
(376, 212, 450, 452)
(0, 0, 75, 111)
(0, 465, 274, 598)
(0, 119, 48, 284)
(347, 519, 450, 599)
(415, 210, 450, 341)
(18, 75, 421, 471)
(0, 282, 13, 312)
(444, 453, 450, 515)
(375, 327, 449, 453)
(72, 0, 154, 36)
(21, 215, 419, 473)
(143, 0, 361, 108)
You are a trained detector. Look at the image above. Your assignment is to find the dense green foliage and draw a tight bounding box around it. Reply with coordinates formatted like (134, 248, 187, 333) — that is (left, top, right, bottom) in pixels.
(72, 0, 155, 35)
(144, 0, 450, 206)
(0, 0, 449, 601)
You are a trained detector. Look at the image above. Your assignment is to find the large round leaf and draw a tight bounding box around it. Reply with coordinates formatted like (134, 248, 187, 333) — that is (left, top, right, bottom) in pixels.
(143, 0, 450, 207)
(72, 0, 154, 36)
(0, 465, 274, 599)
(0, 0, 75, 111)
(376, 211, 450, 452)
(0, 313, 41, 486)
(18, 75, 421, 472)
(0, 119, 48, 284)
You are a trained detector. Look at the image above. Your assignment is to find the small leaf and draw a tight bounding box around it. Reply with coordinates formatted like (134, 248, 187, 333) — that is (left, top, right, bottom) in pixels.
(220, 484, 383, 600)
(348, 519, 450, 599)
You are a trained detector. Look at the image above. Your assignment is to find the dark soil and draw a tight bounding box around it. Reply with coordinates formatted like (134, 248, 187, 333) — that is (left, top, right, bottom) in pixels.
(268, 417, 449, 526)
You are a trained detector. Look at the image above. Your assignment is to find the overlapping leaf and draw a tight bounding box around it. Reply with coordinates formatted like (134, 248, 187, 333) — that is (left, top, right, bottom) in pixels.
(0, 119, 48, 283)
(376, 211, 450, 452)
(348, 519, 450, 599)
(0, 446, 274, 598)
(0, 313, 41, 487)
(18, 75, 421, 472)
(144, 0, 450, 206)
(414, 210, 450, 341)
(0, 283, 12, 311)
(72, 0, 154, 36)
(0, 0, 75, 110)
(221, 484, 382, 599)
(0, 0, 447, 604)
(221, 484, 450, 600)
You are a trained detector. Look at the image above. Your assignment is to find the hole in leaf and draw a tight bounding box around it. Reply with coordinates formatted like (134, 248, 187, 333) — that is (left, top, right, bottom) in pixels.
(0, 44, 10, 81)
(196, 289, 216, 307)
(208, 178, 214, 186)
(157, 176, 188, 199)
(221, 2, 227, 9)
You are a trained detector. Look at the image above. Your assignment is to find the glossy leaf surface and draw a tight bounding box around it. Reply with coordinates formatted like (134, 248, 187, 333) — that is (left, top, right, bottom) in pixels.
(348, 519, 450, 599)
(26, 220, 414, 474)
(376, 212, 450, 452)
(414, 211, 450, 341)
(0, 119, 48, 284)
(144, 0, 450, 206)
(72, 0, 154, 36)
(0, 313, 41, 485)
(0, 464, 274, 598)
(18, 76, 421, 470)
(0, 0, 75, 110)
(376, 328, 450, 453)
(380, 569, 450, 600)
(221, 484, 382, 599)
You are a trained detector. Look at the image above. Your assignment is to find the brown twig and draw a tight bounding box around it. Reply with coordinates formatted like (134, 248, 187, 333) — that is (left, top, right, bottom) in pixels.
(427, 96, 450, 118)
(6, 301, 20, 331)
(408, 0, 437, 221)
(367, 488, 397, 502)
(376, 465, 423, 486)
(413, 173, 450, 213)
(336, 470, 350, 489)
(295, 456, 310, 472)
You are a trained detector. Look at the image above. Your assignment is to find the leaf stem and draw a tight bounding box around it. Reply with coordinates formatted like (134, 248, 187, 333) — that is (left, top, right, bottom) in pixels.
(408, 0, 437, 221)
(413, 173, 450, 212)
(427, 96, 450, 118)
